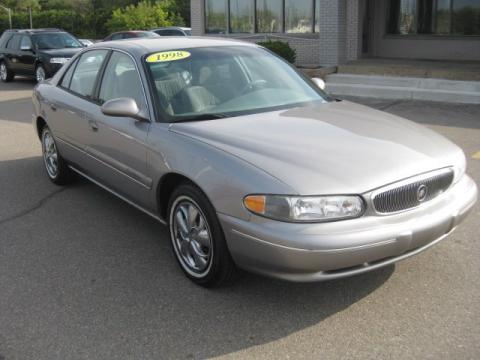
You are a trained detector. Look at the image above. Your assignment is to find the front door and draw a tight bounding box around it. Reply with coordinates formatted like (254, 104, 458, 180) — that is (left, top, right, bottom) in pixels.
(84, 50, 152, 208)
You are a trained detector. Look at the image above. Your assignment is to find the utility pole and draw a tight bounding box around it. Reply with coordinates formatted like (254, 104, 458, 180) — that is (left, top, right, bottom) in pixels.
(29, 7, 32, 29)
(0, 5, 12, 29)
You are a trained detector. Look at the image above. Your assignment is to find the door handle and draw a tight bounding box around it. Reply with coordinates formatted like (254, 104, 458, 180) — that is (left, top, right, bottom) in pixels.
(88, 120, 98, 131)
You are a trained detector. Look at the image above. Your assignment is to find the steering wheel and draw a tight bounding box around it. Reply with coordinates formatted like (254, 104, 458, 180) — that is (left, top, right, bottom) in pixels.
(240, 79, 268, 95)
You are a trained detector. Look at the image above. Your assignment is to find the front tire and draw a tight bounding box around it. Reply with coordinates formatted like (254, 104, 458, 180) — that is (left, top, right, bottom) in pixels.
(0, 61, 14, 82)
(168, 183, 239, 287)
(41, 126, 74, 185)
(35, 64, 46, 83)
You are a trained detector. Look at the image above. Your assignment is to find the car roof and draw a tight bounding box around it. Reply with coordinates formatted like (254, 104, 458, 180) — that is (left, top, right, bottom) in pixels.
(4, 28, 63, 34)
(153, 27, 191, 31)
(92, 36, 257, 57)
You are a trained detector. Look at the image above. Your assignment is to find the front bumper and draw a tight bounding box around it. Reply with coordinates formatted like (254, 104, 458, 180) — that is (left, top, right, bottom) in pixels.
(219, 174, 477, 282)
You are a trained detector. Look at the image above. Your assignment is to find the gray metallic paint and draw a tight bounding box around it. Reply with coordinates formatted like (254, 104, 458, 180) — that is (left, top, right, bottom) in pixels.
(32, 38, 478, 281)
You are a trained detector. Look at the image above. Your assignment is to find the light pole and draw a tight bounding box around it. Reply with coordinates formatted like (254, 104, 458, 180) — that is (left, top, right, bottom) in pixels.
(0, 5, 12, 29)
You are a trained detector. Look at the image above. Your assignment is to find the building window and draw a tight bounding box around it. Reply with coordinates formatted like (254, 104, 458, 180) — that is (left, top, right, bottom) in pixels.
(205, 0, 320, 34)
(285, 0, 314, 33)
(205, 0, 228, 34)
(452, 0, 480, 35)
(230, 0, 254, 33)
(256, 0, 283, 33)
(387, 0, 480, 36)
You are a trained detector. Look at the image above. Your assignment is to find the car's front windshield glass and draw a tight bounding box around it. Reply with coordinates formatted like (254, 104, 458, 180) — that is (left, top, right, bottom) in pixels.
(33, 33, 83, 49)
(145, 46, 329, 122)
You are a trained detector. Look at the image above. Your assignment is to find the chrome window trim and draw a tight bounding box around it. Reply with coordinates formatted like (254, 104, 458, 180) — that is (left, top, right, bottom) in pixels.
(97, 47, 153, 122)
(56, 46, 153, 122)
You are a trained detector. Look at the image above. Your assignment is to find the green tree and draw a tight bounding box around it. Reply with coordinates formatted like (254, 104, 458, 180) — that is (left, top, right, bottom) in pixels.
(106, 0, 184, 33)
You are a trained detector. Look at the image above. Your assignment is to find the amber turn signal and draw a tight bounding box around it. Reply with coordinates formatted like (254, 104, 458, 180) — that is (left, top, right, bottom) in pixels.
(243, 195, 266, 214)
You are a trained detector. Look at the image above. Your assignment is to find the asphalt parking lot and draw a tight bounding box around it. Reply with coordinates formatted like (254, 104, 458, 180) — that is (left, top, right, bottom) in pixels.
(0, 78, 479, 360)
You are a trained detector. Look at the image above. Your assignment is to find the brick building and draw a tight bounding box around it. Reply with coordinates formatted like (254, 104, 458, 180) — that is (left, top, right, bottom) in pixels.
(190, 0, 480, 67)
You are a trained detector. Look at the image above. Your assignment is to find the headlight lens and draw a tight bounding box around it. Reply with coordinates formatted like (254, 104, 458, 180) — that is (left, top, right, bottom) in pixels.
(50, 57, 69, 64)
(244, 194, 364, 222)
(453, 154, 466, 184)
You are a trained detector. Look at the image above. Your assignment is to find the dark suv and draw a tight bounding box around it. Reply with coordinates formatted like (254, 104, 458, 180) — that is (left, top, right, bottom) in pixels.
(0, 28, 84, 83)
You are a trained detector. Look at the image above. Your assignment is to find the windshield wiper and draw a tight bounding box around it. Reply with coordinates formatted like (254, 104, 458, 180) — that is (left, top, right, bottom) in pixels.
(173, 113, 228, 123)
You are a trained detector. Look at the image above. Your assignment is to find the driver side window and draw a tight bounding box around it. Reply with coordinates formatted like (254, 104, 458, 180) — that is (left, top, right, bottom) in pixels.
(99, 51, 145, 110)
(20, 36, 32, 50)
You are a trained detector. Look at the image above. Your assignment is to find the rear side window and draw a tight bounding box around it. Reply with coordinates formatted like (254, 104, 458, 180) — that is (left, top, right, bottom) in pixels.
(68, 50, 108, 98)
(110, 33, 124, 40)
(0, 33, 12, 48)
(60, 58, 79, 88)
(157, 29, 183, 36)
(6, 34, 21, 50)
(98, 51, 145, 109)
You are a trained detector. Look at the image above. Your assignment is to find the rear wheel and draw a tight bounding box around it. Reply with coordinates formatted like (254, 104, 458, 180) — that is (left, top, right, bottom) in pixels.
(168, 183, 239, 287)
(0, 61, 14, 82)
(41, 126, 74, 185)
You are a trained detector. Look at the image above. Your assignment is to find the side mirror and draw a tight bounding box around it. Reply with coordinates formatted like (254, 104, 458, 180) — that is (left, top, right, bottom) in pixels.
(312, 77, 326, 91)
(101, 98, 148, 122)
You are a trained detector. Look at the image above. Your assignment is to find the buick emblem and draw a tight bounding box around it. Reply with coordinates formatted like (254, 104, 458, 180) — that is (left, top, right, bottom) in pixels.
(417, 184, 428, 202)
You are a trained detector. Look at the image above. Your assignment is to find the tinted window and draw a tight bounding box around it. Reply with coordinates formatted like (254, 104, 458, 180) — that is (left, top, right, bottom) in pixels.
(387, 0, 480, 35)
(0, 33, 12, 48)
(20, 36, 32, 50)
(33, 32, 83, 49)
(69, 50, 108, 98)
(6, 34, 21, 50)
(157, 29, 183, 36)
(230, 0, 254, 33)
(60, 58, 79, 88)
(205, 0, 228, 34)
(99, 51, 145, 109)
(285, 0, 314, 33)
(257, 0, 283, 33)
(110, 33, 124, 40)
(135, 31, 159, 38)
(452, 0, 480, 35)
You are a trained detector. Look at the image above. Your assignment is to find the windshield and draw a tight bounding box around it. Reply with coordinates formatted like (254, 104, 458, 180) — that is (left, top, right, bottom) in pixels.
(145, 46, 328, 122)
(33, 32, 83, 50)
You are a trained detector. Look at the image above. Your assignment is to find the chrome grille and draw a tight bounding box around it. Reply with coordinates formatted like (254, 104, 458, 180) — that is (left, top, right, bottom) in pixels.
(372, 168, 454, 213)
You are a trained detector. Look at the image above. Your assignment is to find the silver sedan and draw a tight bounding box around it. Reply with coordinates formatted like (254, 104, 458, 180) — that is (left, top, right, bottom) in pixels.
(32, 37, 477, 287)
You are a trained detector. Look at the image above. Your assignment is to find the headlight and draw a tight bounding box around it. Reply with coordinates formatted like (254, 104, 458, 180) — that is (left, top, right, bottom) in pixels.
(453, 154, 466, 184)
(50, 57, 69, 64)
(244, 194, 365, 222)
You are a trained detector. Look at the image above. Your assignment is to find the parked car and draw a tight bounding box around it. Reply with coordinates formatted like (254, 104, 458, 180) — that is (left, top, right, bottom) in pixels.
(32, 38, 477, 287)
(151, 27, 191, 36)
(0, 28, 84, 82)
(103, 31, 160, 41)
(79, 39, 94, 47)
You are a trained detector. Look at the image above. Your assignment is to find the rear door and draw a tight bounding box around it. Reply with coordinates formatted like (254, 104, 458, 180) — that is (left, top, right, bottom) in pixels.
(48, 49, 109, 169)
(4, 34, 21, 73)
(17, 35, 36, 75)
(84, 50, 152, 208)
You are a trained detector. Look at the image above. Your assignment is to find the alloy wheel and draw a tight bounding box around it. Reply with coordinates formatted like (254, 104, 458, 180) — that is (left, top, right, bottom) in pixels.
(42, 130, 59, 178)
(0, 63, 7, 81)
(171, 197, 213, 277)
(36, 66, 45, 82)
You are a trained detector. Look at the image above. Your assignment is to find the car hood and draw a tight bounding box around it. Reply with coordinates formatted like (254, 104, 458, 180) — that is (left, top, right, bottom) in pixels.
(38, 48, 82, 58)
(170, 101, 464, 195)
